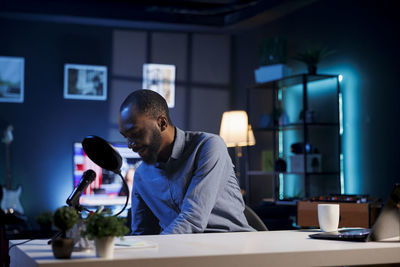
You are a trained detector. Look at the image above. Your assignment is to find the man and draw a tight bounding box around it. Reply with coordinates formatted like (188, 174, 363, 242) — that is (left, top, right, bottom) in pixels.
(119, 89, 254, 234)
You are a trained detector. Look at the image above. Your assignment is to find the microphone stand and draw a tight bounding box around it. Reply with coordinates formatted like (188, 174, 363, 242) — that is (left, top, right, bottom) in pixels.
(48, 172, 128, 245)
(70, 210, 92, 252)
(113, 170, 129, 217)
(69, 171, 128, 251)
(47, 191, 94, 246)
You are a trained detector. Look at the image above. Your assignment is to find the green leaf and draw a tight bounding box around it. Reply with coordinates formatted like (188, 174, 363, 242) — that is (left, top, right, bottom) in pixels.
(53, 206, 79, 234)
(293, 47, 336, 65)
(82, 211, 130, 239)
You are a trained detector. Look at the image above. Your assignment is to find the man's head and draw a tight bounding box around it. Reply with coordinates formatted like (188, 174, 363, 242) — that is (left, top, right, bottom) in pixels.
(118, 89, 174, 164)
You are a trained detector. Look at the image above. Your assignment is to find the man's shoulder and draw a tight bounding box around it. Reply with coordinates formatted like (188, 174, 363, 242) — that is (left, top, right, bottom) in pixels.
(184, 130, 223, 144)
(183, 130, 226, 151)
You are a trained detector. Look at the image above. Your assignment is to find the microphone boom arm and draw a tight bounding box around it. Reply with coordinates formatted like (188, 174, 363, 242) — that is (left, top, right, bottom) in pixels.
(114, 170, 129, 217)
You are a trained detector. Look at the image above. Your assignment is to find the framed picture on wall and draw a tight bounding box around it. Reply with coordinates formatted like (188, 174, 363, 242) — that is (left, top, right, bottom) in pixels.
(64, 64, 107, 101)
(0, 56, 24, 103)
(142, 63, 175, 108)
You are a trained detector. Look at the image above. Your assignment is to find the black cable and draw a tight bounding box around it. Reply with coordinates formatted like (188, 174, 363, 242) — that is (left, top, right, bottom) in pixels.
(8, 239, 35, 252)
(47, 231, 63, 245)
(113, 171, 129, 217)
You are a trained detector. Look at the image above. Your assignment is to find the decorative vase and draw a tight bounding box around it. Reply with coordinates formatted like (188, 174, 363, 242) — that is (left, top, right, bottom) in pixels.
(95, 236, 115, 258)
(51, 238, 74, 259)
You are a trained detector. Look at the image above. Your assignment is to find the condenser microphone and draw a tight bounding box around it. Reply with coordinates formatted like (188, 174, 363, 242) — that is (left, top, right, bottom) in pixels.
(66, 169, 96, 211)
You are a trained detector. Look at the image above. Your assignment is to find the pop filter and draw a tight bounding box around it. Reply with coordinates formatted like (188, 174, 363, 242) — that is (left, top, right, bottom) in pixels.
(81, 135, 128, 217)
(82, 135, 122, 174)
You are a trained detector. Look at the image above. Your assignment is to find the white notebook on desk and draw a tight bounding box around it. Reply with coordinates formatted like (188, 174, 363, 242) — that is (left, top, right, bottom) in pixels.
(115, 237, 158, 249)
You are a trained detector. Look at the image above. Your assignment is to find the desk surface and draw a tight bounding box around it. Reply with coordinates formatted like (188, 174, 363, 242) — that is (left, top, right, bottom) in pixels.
(9, 230, 400, 267)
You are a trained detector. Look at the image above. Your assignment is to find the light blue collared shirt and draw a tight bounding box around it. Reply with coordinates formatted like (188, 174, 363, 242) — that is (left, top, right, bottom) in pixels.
(130, 127, 255, 234)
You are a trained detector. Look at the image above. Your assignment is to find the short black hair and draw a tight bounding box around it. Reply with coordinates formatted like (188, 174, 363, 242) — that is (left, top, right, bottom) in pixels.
(120, 89, 172, 124)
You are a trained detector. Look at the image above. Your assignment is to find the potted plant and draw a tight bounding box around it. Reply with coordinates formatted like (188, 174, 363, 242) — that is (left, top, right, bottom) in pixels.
(254, 37, 290, 83)
(293, 47, 335, 75)
(35, 211, 53, 234)
(51, 206, 79, 259)
(82, 210, 129, 258)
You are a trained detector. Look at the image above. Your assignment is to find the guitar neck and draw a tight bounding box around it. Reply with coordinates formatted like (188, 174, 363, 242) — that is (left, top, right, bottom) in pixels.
(5, 143, 11, 190)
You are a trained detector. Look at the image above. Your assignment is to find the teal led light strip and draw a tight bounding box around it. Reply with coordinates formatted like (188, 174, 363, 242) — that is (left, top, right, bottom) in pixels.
(339, 92, 343, 136)
(279, 130, 284, 199)
(339, 90, 344, 194)
(278, 89, 284, 199)
(340, 153, 344, 194)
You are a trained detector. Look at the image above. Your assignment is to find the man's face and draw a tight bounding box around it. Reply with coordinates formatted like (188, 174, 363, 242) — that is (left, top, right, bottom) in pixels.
(119, 106, 162, 165)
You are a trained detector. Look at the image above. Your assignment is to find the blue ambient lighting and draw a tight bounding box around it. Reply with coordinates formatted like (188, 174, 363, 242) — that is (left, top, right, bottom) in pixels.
(339, 91, 344, 194)
(280, 76, 345, 198)
(340, 153, 344, 194)
(339, 92, 344, 135)
(323, 65, 362, 195)
(281, 84, 303, 198)
(278, 89, 284, 199)
(279, 130, 284, 199)
(46, 162, 74, 211)
(276, 65, 361, 197)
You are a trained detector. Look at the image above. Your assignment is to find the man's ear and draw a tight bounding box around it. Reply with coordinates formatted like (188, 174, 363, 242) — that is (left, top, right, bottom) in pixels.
(157, 116, 168, 131)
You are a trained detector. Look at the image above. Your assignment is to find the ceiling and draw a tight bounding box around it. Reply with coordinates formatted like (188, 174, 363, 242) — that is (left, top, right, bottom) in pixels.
(0, 0, 318, 29)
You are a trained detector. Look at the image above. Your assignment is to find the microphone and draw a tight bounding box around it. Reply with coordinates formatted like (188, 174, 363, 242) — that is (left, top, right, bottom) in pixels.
(66, 169, 96, 211)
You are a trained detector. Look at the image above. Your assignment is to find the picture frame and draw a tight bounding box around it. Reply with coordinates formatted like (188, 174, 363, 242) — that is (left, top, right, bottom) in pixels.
(64, 64, 107, 101)
(142, 63, 176, 108)
(0, 56, 24, 103)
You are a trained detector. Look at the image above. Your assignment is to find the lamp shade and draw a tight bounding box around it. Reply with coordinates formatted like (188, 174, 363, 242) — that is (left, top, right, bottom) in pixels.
(219, 110, 256, 147)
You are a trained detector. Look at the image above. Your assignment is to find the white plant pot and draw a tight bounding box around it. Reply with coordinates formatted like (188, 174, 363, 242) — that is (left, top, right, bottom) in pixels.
(95, 236, 115, 259)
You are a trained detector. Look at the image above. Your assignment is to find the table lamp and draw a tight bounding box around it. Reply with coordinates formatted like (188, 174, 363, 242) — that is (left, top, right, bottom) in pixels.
(219, 110, 255, 192)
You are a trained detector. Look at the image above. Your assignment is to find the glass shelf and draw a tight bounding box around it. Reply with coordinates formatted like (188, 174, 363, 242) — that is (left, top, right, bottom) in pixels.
(254, 122, 339, 132)
(250, 74, 338, 90)
(247, 170, 340, 176)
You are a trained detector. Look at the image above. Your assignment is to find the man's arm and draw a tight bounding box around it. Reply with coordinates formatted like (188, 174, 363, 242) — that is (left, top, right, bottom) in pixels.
(161, 135, 231, 234)
(131, 175, 160, 235)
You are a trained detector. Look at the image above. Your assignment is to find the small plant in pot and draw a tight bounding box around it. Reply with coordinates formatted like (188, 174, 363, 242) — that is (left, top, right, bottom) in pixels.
(35, 211, 53, 234)
(51, 206, 79, 259)
(82, 210, 129, 259)
(259, 36, 288, 66)
(255, 37, 290, 83)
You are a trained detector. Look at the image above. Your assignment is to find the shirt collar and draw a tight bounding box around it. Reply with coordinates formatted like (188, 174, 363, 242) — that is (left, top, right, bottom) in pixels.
(155, 127, 184, 169)
(170, 127, 185, 160)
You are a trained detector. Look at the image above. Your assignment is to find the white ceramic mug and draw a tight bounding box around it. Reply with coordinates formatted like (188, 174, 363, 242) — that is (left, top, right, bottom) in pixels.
(318, 204, 340, 232)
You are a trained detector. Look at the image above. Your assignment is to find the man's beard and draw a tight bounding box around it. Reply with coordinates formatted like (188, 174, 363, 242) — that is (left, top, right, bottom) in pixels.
(141, 127, 162, 165)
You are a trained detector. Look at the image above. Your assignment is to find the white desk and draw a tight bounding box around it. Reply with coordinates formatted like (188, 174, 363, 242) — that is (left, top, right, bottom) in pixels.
(9, 230, 400, 267)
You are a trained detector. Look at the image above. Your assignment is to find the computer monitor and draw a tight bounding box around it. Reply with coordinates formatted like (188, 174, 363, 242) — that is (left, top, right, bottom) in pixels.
(73, 142, 142, 210)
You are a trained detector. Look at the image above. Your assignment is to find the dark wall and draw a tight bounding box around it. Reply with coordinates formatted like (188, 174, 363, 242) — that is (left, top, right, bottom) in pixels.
(0, 19, 113, 217)
(234, 0, 400, 201)
(0, 18, 233, 219)
(3, 0, 399, 219)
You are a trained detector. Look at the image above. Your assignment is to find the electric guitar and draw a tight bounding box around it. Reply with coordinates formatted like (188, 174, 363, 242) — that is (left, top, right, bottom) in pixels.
(1, 125, 24, 214)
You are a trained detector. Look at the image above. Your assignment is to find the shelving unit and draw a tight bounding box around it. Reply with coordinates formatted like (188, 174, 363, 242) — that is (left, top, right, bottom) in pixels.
(245, 74, 342, 205)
